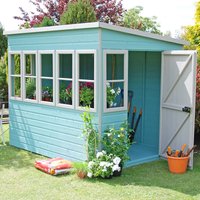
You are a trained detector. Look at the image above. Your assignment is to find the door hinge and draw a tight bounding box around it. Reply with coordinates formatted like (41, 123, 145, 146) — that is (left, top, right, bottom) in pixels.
(182, 106, 191, 113)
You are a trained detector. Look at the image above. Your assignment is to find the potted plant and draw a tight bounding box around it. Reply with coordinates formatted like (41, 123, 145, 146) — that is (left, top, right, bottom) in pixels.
(42, 86, 53, 102)
(26, 78, 36, 99)
(79, 82, 94, 107)
(73, 162, 88, 179)
(60, 83, 72, 104)
(87, 151, 121, 179)
(106, 82, 121, 108)
(102, 122, 131, 175)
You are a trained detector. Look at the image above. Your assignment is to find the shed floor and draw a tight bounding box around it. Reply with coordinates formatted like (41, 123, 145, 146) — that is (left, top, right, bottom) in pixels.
(126, 143, 159, 167)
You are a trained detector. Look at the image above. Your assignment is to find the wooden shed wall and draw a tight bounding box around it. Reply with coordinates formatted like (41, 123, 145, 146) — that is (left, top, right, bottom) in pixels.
(101, 29, 183, 51)
(8, 28, 100, 161)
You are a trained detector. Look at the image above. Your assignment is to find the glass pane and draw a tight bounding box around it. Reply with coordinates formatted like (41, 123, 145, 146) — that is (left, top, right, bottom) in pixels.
(11, 54, 21, 75)
(41, 54, 53, 77)
(106, 82, 124, 108)
(41, 79, 53, 102)
(79, 81, 94, 108)
(25, 54, 36, 76)
(59, 80, 72, 105)
(11, 77, 21, 97)
(79, 54, 94, 80)
(107, 54, 124, 80)
(25, 78, 36, 100)
(59, 54, 72, 79)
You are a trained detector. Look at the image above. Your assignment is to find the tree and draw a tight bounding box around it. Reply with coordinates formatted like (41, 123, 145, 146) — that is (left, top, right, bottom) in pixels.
(182, 1, 200, 64)
(182, 1, 200, 135)
(14, 0, 124, 28)
(0, 23, 7, 58)
(60, 0, 96, 25)
(122, 6, 161, 34)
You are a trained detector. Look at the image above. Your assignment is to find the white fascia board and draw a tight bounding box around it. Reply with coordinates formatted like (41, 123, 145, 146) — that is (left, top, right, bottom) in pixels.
(99, 22, 189, 46)
(4, 21, 188, 46)
(4, 22, 100, 35)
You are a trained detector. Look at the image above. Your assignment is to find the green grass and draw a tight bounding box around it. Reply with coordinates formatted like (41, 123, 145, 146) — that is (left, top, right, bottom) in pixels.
(1, 125, 200, 200)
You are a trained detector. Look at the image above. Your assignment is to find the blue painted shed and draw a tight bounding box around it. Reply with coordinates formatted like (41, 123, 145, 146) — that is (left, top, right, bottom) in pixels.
(5, 22, 197, 167)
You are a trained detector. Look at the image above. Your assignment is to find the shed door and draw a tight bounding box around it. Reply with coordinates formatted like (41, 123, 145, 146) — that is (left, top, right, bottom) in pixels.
(159, 51, 197, 168)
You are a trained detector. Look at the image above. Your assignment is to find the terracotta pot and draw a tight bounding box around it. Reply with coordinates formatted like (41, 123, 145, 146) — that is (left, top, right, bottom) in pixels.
(167, 156, 189, 174)
(77, 171, 87, 179)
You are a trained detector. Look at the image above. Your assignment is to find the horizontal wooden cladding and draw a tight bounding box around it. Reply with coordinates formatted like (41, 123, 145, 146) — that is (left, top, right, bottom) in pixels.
(102, 111, 127, 131)
(10, 135, 86, 161)
(9, 101, 98, 161)
(8, 29, 99, 51)
(101, 29, 183, 51)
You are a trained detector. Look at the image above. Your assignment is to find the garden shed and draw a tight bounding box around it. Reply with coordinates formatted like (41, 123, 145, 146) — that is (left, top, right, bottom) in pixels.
(5, 22, 197, 167)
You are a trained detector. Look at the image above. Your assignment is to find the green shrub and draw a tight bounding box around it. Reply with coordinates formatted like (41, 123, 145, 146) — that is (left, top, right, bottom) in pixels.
(60, 0, 96, 25)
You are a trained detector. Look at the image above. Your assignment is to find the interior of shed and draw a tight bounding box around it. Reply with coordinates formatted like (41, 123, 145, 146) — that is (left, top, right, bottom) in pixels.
(127, 51, 162, 166)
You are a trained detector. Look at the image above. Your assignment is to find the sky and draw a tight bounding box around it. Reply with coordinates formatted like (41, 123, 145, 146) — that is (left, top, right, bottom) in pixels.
(0, 0, 198, 37)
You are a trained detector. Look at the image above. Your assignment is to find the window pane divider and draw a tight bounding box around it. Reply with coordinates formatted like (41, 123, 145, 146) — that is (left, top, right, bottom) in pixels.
(106, 79, 124, 83)
(58, 78, 72, 81)
(78, 79, 94, 83)
(25, 75, 36, 78)
(41, 77, 53, 80)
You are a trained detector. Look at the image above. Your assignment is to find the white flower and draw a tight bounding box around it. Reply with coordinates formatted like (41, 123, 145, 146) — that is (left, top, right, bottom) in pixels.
(102, 150, 106, 155)
(113, 157, 121, 165)
(118, 134, 121, 138)
(100, 161, 107, 167)
(87, 172, 93, 178)
(110, 89, 115, 94)
(102, 168, 107, 172)
(96, 152, 103, 158)
(117, 87, 121, 95)
(112, 164, 121, 172)
(114, 103, 117, 107)
(107, 133, 111, 137)
(106, 82, 110, 87)
(88, 161, 94, 169)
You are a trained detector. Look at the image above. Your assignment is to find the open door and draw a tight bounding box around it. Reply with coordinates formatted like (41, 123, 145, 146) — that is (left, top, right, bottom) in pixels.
(159, 50, 197, 168)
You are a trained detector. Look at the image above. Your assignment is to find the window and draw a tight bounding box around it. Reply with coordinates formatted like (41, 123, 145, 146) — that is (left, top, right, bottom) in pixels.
(24, 52, 37, 101)
(76, 50, 96, 110)
(104, 50, 128, 112)
(56, 51, 74, 108)
(9, 52, 22, 100)
(39, 51, 54, 104)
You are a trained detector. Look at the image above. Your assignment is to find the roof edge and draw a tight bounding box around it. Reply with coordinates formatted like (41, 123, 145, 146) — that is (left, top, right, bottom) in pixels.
(4, 21, 189, 46)
(99, 22, 189, 46)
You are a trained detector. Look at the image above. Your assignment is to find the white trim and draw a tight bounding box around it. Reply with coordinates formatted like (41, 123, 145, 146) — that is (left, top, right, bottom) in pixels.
(23, 51, 38, 103)
(56, 50, 75, 109)
(75, 50, 97, 112)
(9, 51, 23, 101)
(4, 22, 188, 46)
(103, 50, 128, 113)
(38, 50, 55, 106)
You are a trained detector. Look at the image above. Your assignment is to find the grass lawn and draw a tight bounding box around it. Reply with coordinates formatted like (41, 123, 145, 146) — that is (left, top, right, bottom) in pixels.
(1, 125, 200, 200)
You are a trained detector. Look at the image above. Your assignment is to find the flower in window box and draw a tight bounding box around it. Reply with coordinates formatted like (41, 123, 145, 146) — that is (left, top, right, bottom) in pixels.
(42, 86, 53, 102)
(60, 83, 72, 104)
(79, 82, 94, 107)
(106, 83, 121, 108)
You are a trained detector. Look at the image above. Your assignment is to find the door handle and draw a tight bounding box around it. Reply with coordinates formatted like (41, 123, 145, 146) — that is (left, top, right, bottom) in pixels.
(182, 106, 191, 113)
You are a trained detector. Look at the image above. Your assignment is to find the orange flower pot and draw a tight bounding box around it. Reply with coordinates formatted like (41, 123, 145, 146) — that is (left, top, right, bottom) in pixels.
(167, 156, 189, 174)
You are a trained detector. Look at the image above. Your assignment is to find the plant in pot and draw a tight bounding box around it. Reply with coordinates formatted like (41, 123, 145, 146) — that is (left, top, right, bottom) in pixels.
(79, 82, 94, 108)
(60, 83, 72, 104)
(87, 151, 121, 179)
(42, 86, 53, 102)
(26, 78, 36, 99)
(73, 162, 88, 179)
(102, 122, 131, 176)
(106, 82, 121, 108)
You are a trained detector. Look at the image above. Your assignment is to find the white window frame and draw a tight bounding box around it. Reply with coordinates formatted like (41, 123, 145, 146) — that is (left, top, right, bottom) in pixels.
(76, 50, 97, 112)
(38, 50, 55, 106)
(56, 50, 75, 109)
(9, 51, 23, 101)
(23, 51, 38, 103)
(103, 50, 128, 113)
